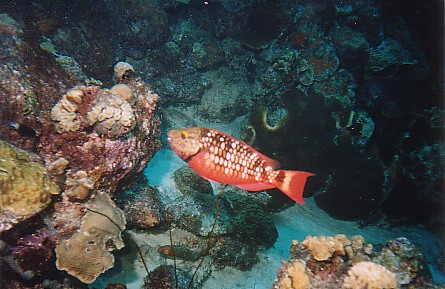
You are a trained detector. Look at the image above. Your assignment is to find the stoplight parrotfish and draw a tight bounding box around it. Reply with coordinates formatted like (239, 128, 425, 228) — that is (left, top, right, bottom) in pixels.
(167, 127, 314, 204)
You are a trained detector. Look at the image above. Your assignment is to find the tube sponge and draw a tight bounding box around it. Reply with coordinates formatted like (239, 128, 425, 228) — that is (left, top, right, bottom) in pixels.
(343, 261, 398, 289)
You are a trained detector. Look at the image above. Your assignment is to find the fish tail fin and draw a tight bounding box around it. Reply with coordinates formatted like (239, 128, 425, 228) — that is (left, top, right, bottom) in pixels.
(274, 170, 315, 204)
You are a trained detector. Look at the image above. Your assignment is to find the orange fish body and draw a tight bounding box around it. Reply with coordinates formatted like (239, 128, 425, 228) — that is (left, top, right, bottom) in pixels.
(167, 127, 314, 204)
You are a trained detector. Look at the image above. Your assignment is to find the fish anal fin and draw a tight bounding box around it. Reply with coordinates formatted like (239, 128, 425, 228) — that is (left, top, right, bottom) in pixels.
(274, 170, 314, 204)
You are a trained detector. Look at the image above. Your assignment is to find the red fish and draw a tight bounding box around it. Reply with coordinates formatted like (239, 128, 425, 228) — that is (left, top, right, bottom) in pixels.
(167, 127, 314, 204)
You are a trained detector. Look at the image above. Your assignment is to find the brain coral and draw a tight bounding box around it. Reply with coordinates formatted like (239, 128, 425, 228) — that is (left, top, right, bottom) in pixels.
(87, 90, 136, 137)
(343, 261, 398, 289)
(0, 140, 59, 228)
(55, 192, 126, 284)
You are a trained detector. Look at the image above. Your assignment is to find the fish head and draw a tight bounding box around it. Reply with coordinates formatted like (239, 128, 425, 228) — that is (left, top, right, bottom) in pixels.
(167, 128, 204, 160)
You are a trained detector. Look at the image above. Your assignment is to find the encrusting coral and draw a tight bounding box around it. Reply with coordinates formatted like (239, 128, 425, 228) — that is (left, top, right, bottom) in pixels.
(0, 140, 59, 232)
(273, 260, 310, 289)
(64, 170, 95, 201)
(110, 83, 135, 104)
(343, 261, 398, 289)
(301, 235, 345, 261)
(55, 192, 126, 284)
(50, 88, 84, 133)
(87, 90, 136, 137)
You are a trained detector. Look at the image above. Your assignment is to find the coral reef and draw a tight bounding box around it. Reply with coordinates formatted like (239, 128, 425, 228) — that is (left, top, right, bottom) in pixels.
(40, 62, 161, 195)
(55, 192, 126, 284)
(272, 235, 437, 288)
(0, 13, 161, 285)
(273, 261, 309, 289)
(343, 261, 398, 289)
(0, 140, 59, 232)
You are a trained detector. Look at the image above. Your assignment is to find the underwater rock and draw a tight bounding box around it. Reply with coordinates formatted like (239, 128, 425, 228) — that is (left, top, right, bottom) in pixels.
(196, 67, 252, 122)
(0, 13, 81, 151)
(248, 91, 386, 220)
(209, 236, 259, 271)
(222, 191, 278, 248)
(190, 41, 224, 71)
(144, 265, 197, 289)
(152, 71, 207, 105)
(115, 176, 165, 230)
(367, 37, 417, 76)
(51, 25, 114, 83)
(55, 192, 126, 284)
(330, 26, 370, 75)
(105, 0, 168, 50)
(10, 228, 57, 279)
(0, 141, 59, 232)
(173, 166, 213, 195)
(167, 193, 234, 236)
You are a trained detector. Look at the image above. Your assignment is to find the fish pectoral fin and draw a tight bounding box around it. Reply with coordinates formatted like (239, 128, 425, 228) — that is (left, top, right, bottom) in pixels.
(235, 182, 275, 191)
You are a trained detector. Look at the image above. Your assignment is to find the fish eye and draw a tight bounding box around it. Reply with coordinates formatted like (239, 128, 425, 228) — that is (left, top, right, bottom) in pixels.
(181, 131, 188, 139)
